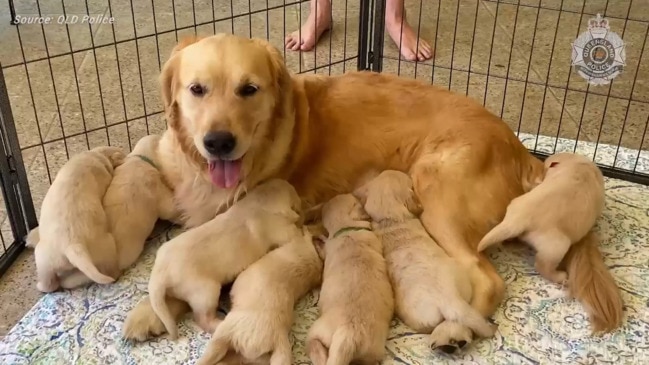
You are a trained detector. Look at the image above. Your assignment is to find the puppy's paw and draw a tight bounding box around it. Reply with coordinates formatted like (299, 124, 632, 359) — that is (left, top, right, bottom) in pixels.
(36, 280, 59, 293)
(429, 321, 473, 354)
(122, 299, 168, 341)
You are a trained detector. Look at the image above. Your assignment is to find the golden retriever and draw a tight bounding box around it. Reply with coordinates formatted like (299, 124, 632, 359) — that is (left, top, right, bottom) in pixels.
(122, 33, 622, 342)
(197, 226, 322, 365)
(478, 152, 623, 329)
(33, 146, 125, 292)
(147, 178, 303, 339)
(354, 170, 496, 353)
(306, 193, 393, 365)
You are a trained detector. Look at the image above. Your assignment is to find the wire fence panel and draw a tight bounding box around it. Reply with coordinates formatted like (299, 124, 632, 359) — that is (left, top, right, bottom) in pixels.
(371, 0, 648, 183)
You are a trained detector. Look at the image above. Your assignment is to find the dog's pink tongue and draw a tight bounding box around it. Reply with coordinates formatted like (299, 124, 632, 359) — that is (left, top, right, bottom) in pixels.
(208, 159, 242, 189)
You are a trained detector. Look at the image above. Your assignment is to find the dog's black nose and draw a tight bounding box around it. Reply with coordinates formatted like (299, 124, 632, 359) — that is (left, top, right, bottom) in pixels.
(203, 131, 236, 156)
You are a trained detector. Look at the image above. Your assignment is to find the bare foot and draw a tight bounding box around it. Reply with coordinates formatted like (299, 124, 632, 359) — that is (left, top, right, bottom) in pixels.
(386, 16, 433, 61)
(285, 0, 332, 52)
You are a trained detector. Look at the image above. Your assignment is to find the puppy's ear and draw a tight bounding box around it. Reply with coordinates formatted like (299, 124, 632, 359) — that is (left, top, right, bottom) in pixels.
(405, 189, 424, 217)
(303, 203, 324, 224)
(312, 235, 327, 261)
(352, 185, 369, 206)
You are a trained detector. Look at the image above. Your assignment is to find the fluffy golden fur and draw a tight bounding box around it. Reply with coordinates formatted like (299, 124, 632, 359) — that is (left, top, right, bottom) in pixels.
(103, 134, 180, 272)
(354, 170, 496, 353)
(306, 194, 394, 365)
(33, 146, 125, 292)
(197, 227, 323, 365)
(147, 179, 304, 339)
(122, 33, 622, 342)
(478, 152, 623, 332)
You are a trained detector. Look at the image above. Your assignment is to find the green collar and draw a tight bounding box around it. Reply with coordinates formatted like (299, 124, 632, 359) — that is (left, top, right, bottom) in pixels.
(134, 154, 158, 170)
(332, 226, 372, 238)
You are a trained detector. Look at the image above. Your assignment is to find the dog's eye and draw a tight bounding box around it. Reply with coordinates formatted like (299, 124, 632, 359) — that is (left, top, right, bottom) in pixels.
(189, 84, 206, 97)
(238, 84, 259, 97)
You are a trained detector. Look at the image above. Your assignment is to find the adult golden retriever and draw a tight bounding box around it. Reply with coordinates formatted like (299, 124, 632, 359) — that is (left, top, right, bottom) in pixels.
(123, 33, 622, 343)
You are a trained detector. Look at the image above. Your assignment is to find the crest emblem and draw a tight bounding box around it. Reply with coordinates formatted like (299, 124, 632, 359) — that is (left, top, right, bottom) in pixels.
(571, 14, 626, 85)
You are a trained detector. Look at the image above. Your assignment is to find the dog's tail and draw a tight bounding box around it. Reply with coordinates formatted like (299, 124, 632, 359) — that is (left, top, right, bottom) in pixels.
(25, 227, 40, 248)
(196, 334, 230, 365)
(439, 295, 497, 339)
(564, 230, 623, 333)
(64, 244, 115, 285)
(148, 280, 179, 340)
(477, 218, 526, 252)
(326, 326, 357, 365)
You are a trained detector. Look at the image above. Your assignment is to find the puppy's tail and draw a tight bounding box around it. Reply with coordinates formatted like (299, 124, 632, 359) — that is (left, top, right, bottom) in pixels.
(196, 335, 230, 365)
(93, 146, 126, 167)
(148, 281, 179, 340)
(25, 227, 40, 249)
(325, 327, 357, 365)
(477, 219, 525, 252)
(439, 295, 497, 339)
(64, 244, 115, 285)
(564, 230, 623, 333)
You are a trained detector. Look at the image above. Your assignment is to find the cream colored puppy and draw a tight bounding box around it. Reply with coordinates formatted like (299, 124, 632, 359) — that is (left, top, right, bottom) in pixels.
(104, 134, 180, 270)
(306, 194, 393, 365)
(197, 226, 323, 365)
(354, 170, 496, 354)
(478, 152, 606, 284)
(34, 146, 126, 292)
(148, 178, 304, 340)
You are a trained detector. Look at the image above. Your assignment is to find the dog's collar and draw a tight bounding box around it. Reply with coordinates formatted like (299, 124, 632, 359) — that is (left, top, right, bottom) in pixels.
(332, 226, 372, 238)
(134, 154, 158, 170)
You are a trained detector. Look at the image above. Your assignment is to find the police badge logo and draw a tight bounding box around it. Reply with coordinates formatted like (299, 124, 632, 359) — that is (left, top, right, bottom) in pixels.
(571, 14, 626, 85)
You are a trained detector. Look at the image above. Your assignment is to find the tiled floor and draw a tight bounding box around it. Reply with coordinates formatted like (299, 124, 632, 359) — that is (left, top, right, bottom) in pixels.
(0, 0, 648, 336)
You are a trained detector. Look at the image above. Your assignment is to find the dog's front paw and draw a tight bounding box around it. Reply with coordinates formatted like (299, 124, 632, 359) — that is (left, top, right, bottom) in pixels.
(429, 320, 473, 354)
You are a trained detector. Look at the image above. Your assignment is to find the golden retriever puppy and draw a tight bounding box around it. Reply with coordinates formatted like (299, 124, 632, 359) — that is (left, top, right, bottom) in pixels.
(306, 194, 393, 365)
(477, 152, 608, 282)
(354, 170, 496, 353)
(104, 134, 180, 271)
(197, 226, 323, 365)
(148, 178, 304, 340)
(123, 33, 623, 341)
(477, 153, 624, 331)
(33, 146, 125, 292)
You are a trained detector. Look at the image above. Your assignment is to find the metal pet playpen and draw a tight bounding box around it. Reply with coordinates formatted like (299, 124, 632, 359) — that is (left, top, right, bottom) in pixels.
(0, 0, 647, 277)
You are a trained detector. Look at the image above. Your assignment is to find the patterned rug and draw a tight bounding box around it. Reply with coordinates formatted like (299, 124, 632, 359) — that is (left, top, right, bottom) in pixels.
(0, 135, 648, 365)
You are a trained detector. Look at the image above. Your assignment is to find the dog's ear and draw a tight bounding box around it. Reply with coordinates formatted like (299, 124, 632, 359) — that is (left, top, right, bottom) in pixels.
(171, 35, 204, 55)
(251, 38, 290, 92)
(405, 189, 424, 217)
(160, 36, 204, 129)
(160, 53, 181, 130)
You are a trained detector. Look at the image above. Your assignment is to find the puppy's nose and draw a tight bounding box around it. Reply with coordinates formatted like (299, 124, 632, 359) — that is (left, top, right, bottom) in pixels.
(203, 131, 236, 157)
